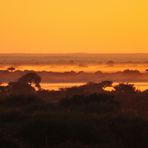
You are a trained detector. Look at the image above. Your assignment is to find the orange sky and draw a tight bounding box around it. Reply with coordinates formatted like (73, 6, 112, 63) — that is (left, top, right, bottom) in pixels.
(0, 0, 148, 53)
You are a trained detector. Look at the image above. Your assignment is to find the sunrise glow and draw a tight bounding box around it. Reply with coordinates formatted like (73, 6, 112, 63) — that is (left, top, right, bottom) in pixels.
(0, 0, 148, 53)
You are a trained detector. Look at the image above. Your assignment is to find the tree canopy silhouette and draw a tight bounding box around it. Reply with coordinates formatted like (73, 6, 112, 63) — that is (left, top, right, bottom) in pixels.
(18, 72, 41, 90)
(7, 67, 16, 72)
(8, 72, 41, 95)
(114, 83, 137, 94)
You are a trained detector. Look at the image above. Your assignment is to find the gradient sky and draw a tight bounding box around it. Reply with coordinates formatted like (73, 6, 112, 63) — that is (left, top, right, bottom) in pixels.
(0, 0, 148, 53)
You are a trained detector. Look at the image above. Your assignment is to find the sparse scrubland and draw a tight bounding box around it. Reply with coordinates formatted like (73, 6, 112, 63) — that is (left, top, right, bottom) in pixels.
(0, 72, 148, 148)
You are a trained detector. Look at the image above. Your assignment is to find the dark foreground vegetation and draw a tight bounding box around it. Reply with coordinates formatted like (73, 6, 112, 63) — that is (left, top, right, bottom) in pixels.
(0, 72, 148, 148)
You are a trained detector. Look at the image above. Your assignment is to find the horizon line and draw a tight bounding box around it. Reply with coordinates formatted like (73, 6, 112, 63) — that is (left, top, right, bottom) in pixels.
(0, 52, 148, 54)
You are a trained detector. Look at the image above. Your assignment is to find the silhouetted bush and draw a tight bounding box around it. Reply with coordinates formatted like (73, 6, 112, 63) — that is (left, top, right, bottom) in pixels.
(60, 93, 119, 113)
(0, 95, 44, 107)
(114, 83, 137, 94)
(16, 114, 148, 148)
(0, 76, 148, 148)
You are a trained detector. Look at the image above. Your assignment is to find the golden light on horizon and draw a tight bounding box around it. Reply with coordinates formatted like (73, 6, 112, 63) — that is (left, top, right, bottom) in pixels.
(0, 0, 148, 53)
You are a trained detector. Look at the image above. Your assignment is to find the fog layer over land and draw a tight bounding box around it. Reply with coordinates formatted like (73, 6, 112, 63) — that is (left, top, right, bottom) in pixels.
(1, 54, 148, 90)
(1, 53, 148, 72)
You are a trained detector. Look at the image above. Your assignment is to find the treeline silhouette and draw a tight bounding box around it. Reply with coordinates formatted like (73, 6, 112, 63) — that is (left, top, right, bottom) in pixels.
(0, 72, 148, 148)
(1, 68, 148, 83)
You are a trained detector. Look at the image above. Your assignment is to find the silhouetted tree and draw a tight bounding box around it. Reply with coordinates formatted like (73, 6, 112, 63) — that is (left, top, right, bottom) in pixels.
(123, 69, 140, 75)
(7, 67, 16, 72)
(64, 81, 113, 97)
(99, 80, 113, 89)
(145, 69, 148, 73)
(18, 72, 41, 90)
(7, 72, 41, 95)
(114, 83, 136, 94)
